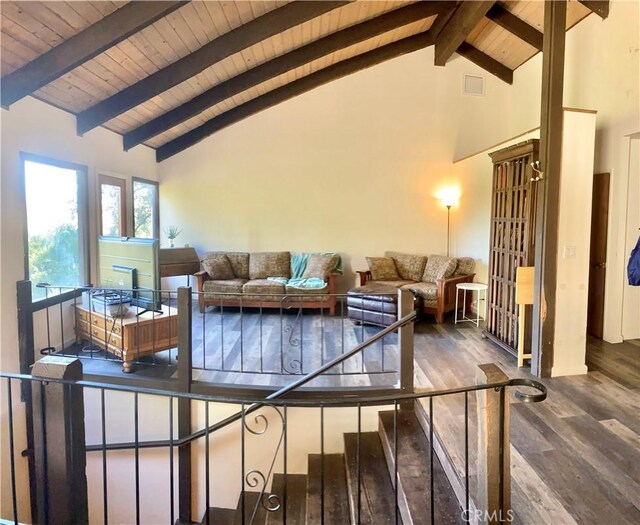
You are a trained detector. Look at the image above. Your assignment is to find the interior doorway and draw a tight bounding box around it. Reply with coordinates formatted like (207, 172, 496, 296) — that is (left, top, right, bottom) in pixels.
(587, 172, 610, 339)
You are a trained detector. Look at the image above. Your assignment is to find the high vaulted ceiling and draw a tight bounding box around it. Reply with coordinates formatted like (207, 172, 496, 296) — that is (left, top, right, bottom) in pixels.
(1, 1, 606, 161)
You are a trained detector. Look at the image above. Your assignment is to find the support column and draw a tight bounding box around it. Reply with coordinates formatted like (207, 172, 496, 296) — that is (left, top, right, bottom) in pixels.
(398, 289, 415, 410)
(532, 0, 567, 377)
(476, 363, 510, 525)
(177, 287, 193, 524)
(31, 356, 88, 525)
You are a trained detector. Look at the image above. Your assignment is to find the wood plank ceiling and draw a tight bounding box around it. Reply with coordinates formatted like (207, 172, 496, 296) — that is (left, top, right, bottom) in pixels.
(0, 1, 602, 162)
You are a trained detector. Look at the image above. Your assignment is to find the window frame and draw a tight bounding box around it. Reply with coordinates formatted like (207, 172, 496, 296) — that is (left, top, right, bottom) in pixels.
(131, 177, 159, 240)
(98, 173, 127, 237)
(20, 152, 90, 302)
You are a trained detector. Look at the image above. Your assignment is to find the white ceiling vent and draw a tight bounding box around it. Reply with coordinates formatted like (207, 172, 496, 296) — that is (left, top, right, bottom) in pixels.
(463, 74, 485, 96)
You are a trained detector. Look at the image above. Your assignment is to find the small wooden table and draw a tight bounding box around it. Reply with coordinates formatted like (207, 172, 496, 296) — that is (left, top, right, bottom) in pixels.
(75, 303, 178, 372)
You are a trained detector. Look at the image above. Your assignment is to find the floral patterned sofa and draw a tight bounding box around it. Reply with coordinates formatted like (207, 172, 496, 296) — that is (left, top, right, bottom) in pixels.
(356, 251, 476, 323)
(195, 251, 340, 314)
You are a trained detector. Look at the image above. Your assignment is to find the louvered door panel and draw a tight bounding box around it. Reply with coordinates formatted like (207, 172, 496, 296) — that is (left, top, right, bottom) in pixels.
(485, 140, 539, 355)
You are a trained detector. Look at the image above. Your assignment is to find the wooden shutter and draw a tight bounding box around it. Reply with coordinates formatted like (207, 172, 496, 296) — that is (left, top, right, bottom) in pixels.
(485, 139, 539, 356)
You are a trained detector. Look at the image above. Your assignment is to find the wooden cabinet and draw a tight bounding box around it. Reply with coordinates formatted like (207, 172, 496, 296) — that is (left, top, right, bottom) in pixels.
(485, 139, 539, 356)
(75, 304, 178, 372)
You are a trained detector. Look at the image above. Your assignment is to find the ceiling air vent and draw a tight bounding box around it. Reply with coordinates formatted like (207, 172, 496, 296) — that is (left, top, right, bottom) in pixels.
(463, 74, 484, 96)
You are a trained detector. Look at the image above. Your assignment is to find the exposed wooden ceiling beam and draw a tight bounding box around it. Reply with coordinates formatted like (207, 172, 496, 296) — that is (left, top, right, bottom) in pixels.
(0, 1, 186, 109)
(578, 1, 609, 19)
(124, 1, 450, 150)
(76, 1, 349, 135)
(156, 31, 436, 162)
(486, 3, 543, 51)
(434, 1, 495, 66)
(457, 42, 513, 84)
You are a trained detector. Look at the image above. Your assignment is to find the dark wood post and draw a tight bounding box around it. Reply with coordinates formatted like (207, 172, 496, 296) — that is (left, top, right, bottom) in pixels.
(31, 356, 88, 525)
(398, 289, 415, 409)
(532, 0, 567, 377)
(16, 280, 40, 521)
(177, 287, 193, 524)
(476, 363, 511, 525)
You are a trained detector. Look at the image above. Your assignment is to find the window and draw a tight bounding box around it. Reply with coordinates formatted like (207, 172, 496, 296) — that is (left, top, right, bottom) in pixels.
(98, 174, 126, 237)
(22, 154, 89, 301)
(132, 178, 159, 239)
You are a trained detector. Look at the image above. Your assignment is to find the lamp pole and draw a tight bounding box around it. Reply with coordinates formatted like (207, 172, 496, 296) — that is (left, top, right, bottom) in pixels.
(446, 204, 451, 257)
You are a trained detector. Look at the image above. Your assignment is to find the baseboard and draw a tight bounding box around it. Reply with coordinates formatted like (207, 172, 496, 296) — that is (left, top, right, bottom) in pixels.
(551, 363, 588, 377)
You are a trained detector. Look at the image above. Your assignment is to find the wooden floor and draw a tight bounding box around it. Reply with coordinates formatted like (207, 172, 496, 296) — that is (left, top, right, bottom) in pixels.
(413, 321, 640, 525)
(66, 307, 640, 523)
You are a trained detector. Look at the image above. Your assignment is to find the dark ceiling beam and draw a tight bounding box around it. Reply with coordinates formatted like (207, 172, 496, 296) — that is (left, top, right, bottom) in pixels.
(486, 3, 543, 50)
(434, 1, 495, 66)
(456, 42, 513, 84)
(76, 1, 349, 135)
(124, 1, 450, 150)
(156, 30, 436, 162)
(578, 1, 609, 19)
(0, 1, 186, 109)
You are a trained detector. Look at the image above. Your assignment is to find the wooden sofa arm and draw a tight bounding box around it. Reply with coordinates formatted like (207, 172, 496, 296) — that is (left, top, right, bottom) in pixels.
(194, 270, 210, 292)
(356, 270, 372, 286)
(436, 273, 476, 307)
(327, 272, 339, 294)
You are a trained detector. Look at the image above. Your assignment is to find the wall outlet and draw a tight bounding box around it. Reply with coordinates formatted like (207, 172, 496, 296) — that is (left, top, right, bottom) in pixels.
(563, 245, 576, 258)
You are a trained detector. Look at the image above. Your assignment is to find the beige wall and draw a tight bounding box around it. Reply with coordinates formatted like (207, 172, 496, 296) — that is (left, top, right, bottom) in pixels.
(158, 45, 518, 292)
(0, 96, 158, 521)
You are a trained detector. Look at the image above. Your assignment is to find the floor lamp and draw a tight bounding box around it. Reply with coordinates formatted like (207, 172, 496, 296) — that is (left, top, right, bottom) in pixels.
(441, 196, 456, 257)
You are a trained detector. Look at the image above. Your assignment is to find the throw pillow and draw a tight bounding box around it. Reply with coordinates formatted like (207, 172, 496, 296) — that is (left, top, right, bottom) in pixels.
(454, 257, 475, 276)
(202, 253, 234, 280)
(249, 252, 291, 280)
(302, 254, 339, 280)
(366, 257, 401, 281)
(422, 255, 457, 283)
(385, 251, 427, 281)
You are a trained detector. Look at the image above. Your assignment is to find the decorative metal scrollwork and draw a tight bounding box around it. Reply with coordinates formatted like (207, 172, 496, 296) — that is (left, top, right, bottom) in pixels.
(282, 358, 302, 375)
(242, 405, 285, 523)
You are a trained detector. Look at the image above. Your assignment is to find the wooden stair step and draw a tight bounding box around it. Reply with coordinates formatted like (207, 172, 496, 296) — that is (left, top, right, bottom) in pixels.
(233, 491, 269, 525)
(265, 473, 307, 525)
(306, 454, 350, 525)
(379, 410, 463, 525)
(344, 432, 402, 524)
(200, 507, 235, 525)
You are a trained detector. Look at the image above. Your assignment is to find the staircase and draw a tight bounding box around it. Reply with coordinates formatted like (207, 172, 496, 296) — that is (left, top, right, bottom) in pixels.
(201, 406, 463, 525)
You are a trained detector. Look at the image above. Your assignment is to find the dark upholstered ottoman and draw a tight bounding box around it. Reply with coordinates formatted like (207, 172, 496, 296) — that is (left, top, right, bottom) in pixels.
(347, 283, 402, 327)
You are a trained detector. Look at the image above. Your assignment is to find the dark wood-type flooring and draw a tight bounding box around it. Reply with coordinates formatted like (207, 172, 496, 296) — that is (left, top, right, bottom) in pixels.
(412, 322, 640, 525)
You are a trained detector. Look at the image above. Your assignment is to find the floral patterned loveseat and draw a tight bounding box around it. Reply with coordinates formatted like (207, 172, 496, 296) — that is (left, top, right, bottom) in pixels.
(356, 252, 476, 323)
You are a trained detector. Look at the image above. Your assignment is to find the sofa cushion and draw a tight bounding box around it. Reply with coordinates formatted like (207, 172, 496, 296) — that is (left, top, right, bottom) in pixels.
(203, 279, 247, 296)
(203, 251, 249, 279)
(454, 257, 475, 276)
(201, 253, 235, 280)
(366, 257, 401, 281)
(243, 279, 286, 295)
(302, 254, 339, 280)
(285, 284, 329, 296)
(385, 251, 428, 282)
(402, 282, 438, 307)
(373, 280, 416, 288)
(422, 255, 457, 283)
(249, 252, 291, 280)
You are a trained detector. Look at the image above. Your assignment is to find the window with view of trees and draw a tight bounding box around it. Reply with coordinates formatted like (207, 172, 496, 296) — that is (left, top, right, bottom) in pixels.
(99, 175, 126, 237)
(133, 178, 158, 239)
(23, 155, 89, 301)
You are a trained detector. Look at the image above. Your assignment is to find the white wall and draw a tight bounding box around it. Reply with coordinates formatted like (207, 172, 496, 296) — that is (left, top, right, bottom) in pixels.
(552, 111, 597, 377)
(0, 96, 158, 521)
(158, 45, 518, 292)
(622, 136, 640, 339)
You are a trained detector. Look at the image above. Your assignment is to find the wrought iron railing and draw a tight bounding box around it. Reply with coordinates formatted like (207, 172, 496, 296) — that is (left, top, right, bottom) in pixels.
(0, 362, 546, 525)
(17, 281, 404, 389)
